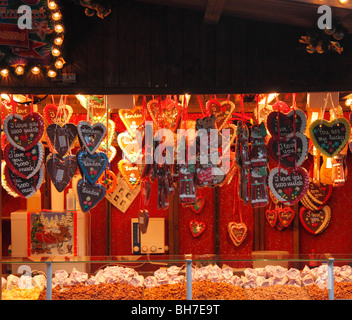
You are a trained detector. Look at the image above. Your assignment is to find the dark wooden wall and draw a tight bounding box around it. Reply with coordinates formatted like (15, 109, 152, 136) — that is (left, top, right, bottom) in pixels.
(1, 0, 352, 94)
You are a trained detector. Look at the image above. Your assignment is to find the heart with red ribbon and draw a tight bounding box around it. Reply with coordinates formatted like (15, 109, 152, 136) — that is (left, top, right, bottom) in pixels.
(190, 220, 206, 237)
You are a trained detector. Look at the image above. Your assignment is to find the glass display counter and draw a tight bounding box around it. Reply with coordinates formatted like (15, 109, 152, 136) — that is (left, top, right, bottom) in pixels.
(1, 253, 352, 300)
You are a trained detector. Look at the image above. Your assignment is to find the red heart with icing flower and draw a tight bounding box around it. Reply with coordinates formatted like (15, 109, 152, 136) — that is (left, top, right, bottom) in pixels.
(277, 206, 295, 228)
(191, 196, 205, 214)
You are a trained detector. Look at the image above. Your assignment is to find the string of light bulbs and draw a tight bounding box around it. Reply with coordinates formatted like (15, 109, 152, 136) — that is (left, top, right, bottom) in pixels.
(0, 0, 65, 79)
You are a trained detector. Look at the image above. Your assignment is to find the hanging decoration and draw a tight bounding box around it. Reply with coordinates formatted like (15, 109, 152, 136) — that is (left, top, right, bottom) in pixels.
(228, 171, 248, 247)
(299, 205, 332, 235)
(299, 21, 346, 54)
(0, 0, 66, 78)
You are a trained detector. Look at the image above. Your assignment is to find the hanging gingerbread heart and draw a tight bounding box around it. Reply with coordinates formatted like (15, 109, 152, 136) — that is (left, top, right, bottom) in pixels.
(301, 181, 332, 210)
(44, 104, 73, 126)
(46, 123, 77, 157)
(97, 169, 117, 194)
(268, 167, 309, 205)
(309, 118, 350, 157)
(190, 219, 206, 237)
(147, 97, 181, 131)
(76, 150, 108, 184)
(3, 113, 44, 151)
(118, 106, 144, 137)
(228, 222, 248, 246)
(117, 131, 142, 163)
(4, 164, 44, 198)
(268, 132, 308, 168)
(118, 159, 141, 190)
(207, 99, 235, 131)
(277, 206, 295, 228)
(191, 196, 205, 214)
(77, 121, 107, 155)
(266, 109, 307, 137)
(138, 209, 150, 234)
(265, 208, 278, 228)
(77, 179, 106, 213)
(299, 205, 331, 235)
(4, 142, 44, 179)
(47, 155, 78, 192)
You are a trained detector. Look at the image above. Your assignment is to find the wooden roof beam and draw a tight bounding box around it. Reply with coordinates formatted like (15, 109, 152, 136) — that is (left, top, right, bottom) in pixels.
(291, 0, 352, 10)
(204, 0, 227, 24)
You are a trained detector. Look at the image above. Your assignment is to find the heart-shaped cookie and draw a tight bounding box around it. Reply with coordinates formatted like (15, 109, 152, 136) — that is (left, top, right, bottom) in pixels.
(118, 106, 144, 137)
(309, 118, 350, 157)
(47, 155, 78, 192)
(77, 121, 107, 155)
(138, 209, 150, 234)
(46, 123, 77, 157)
(3, 113, 44, 151)
(44, 104, 73, 126)
(277, 206, 295, 228)
(118, 159, 141, 190)
(4, 164, 44, 198)
(266, 109, 307, 137)
(301, 181, 333, 210)
(76, 150, 108, 184)
(299, 205, 331, 235)
(268, 132, 308, 168)
(147, 98, 181, 132)
(191, 196, 205, 214)
(268, 167, 309, 205)
(4, 142, 44, 179)
(190, 220, 206, 237)
(117, 131, 142, 164)
(265, 209, 277, 228)
(228, 222, 247, 246)
(77, 179, 106, 213)
(206, 99, 235, 131)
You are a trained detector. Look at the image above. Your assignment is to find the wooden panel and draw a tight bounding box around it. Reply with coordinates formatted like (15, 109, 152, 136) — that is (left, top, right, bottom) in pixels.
(118, 1, 136, 88)
(133, 2, 152, 88)
(166, 7, 184, 88)
(102, 4, 119, 87)
(182, 10, 201, 89)
(215, 16, 232, 90)
(230, 18, 247, 90)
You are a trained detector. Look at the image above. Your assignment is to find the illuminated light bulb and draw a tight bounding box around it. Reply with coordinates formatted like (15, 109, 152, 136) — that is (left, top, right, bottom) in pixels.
(31, 67, 40, 75)
(0, 69, 9, 77)
(52, 48, 60, 57)
(54, 24, 64, 33)
(52, 12, 61, 21)
(345, 99, 352, 107)
(47, 70, 57, 78)
(48, 1, 57, 10)
(54, 37, 63, 45)
(15, 65, 24, 75)
(55, 59, 64, 69)
(339, 0, 349, 4)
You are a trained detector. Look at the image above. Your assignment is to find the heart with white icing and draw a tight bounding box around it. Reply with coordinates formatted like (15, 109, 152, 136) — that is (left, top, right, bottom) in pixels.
(268, 167, 309, 205)
(77, 121, 107, 155)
